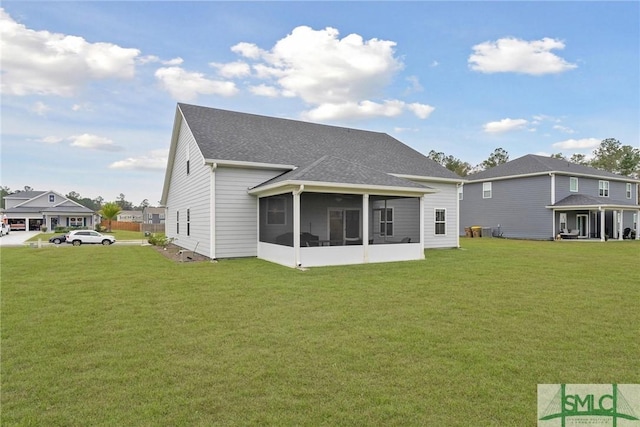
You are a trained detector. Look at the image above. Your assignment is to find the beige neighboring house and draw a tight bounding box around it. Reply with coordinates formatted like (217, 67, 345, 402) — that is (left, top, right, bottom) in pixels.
(116, 210, 143, 222)
(2, 190, 97, 231)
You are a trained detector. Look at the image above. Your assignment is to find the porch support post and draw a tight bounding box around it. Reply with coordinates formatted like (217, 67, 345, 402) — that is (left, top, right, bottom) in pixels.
(293, 187, 302, 267)
(420, 195, 425, 254)
(552, 209, 556, 238)
(362, 194, 369, 263)
(600, 208, 606, 242)
(636, 209, 640, 240)
(618, 210, 624, 241)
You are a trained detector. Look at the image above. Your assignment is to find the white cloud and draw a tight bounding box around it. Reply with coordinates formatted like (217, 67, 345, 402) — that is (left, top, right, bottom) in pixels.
(0, 9, 140, 96)
(303, 100, 428, 122)
(163, 57, 184, 66)
(109, 149, 168, 171)
(552, 138, 601, 150)
(249, 84, 280, 97)
(69, 133, 123, 151)
(39, 136, 64, 144)
(483, 118, 529, 133)
(32, 101, 50, 116)
(231, 26, 436, 121)
(553, 124, 575, 134)
(210, 61, 251, 78)
(154, 66, 238, 101)
(405, 76, 423, 94)
(469, 37, 577, 75)
(231, 42, 264, 59)
(407, 103, 435, 119)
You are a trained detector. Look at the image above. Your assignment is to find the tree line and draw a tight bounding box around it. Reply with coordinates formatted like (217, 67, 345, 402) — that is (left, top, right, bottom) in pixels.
(428, 138, 640, 178)
(1, 138, 638, 209)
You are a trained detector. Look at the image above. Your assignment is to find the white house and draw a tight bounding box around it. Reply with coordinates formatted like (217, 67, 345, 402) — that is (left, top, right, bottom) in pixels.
(2, 190, 97, 231)
(161, 103, 463, 267)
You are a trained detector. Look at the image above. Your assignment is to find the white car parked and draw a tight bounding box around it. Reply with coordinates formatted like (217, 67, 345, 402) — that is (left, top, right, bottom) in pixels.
(65, 230, 116, 246)
(0, 223, 10, 237)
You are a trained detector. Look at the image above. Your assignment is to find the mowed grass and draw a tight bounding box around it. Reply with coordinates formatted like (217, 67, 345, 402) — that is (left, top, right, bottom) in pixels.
(1, 239, 639, 426)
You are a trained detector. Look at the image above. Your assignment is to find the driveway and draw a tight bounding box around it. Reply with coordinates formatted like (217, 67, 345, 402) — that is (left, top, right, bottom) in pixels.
(0, 231, 42, 247)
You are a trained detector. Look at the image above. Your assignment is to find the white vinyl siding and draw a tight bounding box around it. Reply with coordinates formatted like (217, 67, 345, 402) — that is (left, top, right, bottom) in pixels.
(215, 167, 283, 258)
(421, 181, 459, 249)
(483, 182, 492, 199)
(165, 119, 212, 257)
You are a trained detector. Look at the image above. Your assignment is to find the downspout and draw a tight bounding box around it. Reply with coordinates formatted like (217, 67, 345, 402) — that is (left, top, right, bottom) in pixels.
(456, 182, 462, 248)
(549, 173, 556, 238)
(293, 185, 304, 267)
(210, 163, 217, 260)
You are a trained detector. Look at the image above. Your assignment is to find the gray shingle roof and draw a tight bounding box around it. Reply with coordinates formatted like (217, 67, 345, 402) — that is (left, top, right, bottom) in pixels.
(467, 154, 633, 181)
(255, 155, 432, 190)
(552, 194, 638, 207)
(178, 103, 461, 181)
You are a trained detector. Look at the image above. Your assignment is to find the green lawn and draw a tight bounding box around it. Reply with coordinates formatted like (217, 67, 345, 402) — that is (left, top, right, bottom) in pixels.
(1, 239, 639, 426)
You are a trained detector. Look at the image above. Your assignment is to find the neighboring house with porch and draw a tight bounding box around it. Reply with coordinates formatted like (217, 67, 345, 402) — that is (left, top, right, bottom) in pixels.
(459, 154, 640, 241)
(2, 190, 97, 231)
(161, 103, 464, 268)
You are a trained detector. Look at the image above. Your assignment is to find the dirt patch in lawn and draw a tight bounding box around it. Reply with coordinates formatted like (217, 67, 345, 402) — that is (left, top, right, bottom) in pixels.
(152, 243, 211, 263)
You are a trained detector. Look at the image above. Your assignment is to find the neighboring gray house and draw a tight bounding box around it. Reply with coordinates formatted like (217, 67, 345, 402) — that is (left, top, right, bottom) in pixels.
(142, 207, 166, 224)
(2, 190, 97, 231)
(161, 103, 464, 267)
(459, 154, 640, 241)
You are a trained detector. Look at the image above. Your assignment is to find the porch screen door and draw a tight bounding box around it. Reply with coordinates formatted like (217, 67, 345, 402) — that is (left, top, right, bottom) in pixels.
(329, 209, 360, 245)
(576, 214, 588, 238)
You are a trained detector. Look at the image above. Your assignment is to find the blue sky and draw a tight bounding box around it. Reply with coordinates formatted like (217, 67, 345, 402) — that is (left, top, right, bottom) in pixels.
(1, 1, 638, 206)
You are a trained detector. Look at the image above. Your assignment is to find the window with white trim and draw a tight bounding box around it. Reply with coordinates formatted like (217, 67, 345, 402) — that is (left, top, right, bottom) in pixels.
(266, 197, 286, 225)
(570, 177, 578, 192)
(49, 194, 55, 203)
(599, 180, 609, 197)
(187, 208, 190, 236)
(483, 182, 492, 199)
(379, 208, 393, 237)
(176, 210, 180, 234)
(626, 183, 632, 199)
(435, 208, 446, 235)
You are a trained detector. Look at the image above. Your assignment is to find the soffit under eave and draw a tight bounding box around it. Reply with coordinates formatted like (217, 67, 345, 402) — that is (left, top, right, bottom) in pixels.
(248, 180, 437, 198)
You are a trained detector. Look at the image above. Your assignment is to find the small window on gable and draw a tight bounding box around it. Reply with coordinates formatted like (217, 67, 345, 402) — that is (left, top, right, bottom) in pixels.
(483, 182, 492, 199)
(49, 194, 55, 203)
(626, 183, 632, 199)
(599, 180, 609, 197)
(267, 198, 286, 225)
(570, 177, 578, 192)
